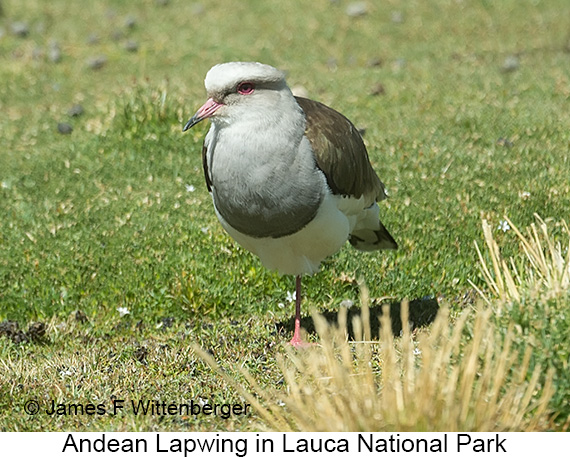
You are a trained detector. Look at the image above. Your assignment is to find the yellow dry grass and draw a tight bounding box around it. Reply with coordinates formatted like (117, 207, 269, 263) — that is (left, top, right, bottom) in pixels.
(196, 214, 570, 431)
(199, 294, 553, 432)
(472, 214, 570, 307)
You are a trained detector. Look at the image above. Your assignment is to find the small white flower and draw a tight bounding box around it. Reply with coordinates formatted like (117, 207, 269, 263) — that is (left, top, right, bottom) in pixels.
(340, 299, 354, 308)
(200, 227, 209, 234)
(59, 369, 73, 378)
(498, 220, 510, 232)
(519, 190, 531, 200)
(185, 184, 196, 193)
(117, 307, 130, 317)
(277, 302, 285, 309)
(285, 290, 296, 303)
(413, 347, 422, 356)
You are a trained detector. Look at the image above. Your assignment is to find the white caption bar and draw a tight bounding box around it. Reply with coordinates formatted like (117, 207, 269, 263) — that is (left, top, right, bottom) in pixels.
(2, 432, 567, 456)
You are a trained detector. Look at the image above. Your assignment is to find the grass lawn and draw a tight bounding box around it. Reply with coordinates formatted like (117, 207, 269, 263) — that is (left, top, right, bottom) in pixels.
(0, 0, 569, 431)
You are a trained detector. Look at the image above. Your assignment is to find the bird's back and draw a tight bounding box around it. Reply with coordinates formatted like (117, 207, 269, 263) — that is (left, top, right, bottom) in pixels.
(295, 97, 397, 251)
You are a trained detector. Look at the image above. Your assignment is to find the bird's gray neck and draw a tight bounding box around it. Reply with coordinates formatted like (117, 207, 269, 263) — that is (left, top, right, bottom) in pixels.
(207, 100, 325, 238)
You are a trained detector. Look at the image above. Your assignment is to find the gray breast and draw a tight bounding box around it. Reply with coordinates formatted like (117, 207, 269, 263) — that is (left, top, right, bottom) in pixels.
(210, 140, 325, 239)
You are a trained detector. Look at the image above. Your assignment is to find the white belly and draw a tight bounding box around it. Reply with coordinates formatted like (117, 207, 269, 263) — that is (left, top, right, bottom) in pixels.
(214, 192, 358, 275)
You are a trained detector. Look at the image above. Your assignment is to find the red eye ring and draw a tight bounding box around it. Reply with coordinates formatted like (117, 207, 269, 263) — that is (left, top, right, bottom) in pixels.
(237, 82, 255, 95)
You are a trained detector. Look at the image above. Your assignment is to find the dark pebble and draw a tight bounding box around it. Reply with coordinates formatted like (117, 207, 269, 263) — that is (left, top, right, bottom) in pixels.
(11, 21, 29, 37)
(67, 104, 84, 117)
(124, 15, 137, 29)
(367, 57, 383, 67)
(497, 137, 514, 148)
(57, 123, 73, 134)
(0, 320, 20, 336)
(133, 346, 148, 363)
(0, 320, 28, 344)
(370, 83, 386, 96)
(501, 55, 519, 73)
(86, 55, 107, 70)
(27, 322, 46, 341)
(74, 310, 88, 323)
(124, 39, 139, 53)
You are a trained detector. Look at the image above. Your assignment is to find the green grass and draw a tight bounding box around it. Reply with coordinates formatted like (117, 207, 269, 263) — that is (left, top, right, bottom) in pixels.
(1, 0, 569, 431)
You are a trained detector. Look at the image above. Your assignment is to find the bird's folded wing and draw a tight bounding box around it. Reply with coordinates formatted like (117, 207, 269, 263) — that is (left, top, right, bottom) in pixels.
(202, 143, 213, 192)
(295, 96, 386, 204)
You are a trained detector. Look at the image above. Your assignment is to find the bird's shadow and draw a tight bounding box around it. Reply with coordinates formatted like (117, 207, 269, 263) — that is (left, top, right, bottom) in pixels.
(277, 296, 439, 340)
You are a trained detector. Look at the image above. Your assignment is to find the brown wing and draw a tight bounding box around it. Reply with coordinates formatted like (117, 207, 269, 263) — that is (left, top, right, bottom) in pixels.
(295, 96, 386, 204)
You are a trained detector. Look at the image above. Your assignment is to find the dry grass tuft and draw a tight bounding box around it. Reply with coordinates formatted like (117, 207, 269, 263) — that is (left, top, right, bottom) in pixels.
(197, 215, 569, 431)
(471, 214, 570, 307)
(198, 286, 554, 431)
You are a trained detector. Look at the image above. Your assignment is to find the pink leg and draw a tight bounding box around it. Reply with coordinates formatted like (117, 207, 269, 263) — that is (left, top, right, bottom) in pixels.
(289, 275, 311, 347)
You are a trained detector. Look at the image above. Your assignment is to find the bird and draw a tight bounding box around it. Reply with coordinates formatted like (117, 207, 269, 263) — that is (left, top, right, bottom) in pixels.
(183, 62, 397, 347)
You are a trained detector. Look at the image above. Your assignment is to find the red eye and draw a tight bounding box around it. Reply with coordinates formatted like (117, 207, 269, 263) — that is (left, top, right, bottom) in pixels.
(237, 82, 255, 95)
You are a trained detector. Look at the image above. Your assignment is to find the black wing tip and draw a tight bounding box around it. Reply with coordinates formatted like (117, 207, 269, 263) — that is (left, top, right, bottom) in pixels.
(349, 222, 398, 251)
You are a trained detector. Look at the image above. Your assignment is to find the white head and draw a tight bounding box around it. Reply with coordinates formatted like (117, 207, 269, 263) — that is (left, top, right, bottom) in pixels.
(204, 62, 285, 96)
(183, 62, 296, 131)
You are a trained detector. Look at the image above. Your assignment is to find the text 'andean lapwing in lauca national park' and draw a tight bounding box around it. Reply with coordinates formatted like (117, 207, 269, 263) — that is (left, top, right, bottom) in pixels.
(183, 62, 397, 347)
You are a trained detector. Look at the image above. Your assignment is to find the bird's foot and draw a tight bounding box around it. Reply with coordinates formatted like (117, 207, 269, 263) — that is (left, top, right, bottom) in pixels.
(288, 335, 317, 349)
